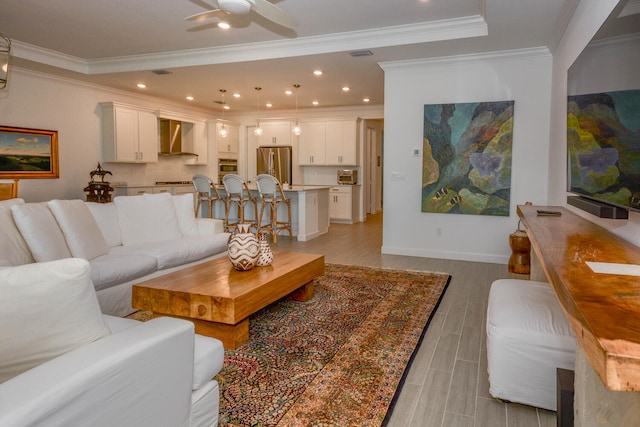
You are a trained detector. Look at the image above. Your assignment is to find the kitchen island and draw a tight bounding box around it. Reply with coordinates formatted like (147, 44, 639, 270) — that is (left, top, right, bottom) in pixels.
(218, 185, 330, 241)
(112, 183, 330, 241)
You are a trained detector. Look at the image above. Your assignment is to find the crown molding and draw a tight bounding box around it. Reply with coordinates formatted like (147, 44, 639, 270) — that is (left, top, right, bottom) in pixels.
(379, 46, 551, 70)
(10, 15, 487, 75)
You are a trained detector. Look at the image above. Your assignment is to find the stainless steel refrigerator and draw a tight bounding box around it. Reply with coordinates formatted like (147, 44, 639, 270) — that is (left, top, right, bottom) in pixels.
(256, 146, 293, 184)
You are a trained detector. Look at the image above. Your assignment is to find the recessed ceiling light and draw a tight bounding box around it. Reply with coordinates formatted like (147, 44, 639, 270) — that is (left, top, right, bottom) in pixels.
(223, 105, 230, 110)
(137, 83, 146, 89)
(266, 103, 273, 108)
(363, 98, 370, 103)
(285, 90, 293, 95)
(233, 93, 240, 98)
(218, 22, 231, 29)
(342, 86, 350, 92)
(313, 70, 323, 76)
(186, 96, 194, 101)
(312, 101, 319, 106)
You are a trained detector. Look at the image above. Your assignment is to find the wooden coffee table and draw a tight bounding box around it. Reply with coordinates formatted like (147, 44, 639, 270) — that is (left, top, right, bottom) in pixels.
(132, 251, 324, 349)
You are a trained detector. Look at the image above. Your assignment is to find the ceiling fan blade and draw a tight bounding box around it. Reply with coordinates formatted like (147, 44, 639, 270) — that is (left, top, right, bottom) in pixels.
(185, 9, 225, 22)
(252, 0, 297, 29)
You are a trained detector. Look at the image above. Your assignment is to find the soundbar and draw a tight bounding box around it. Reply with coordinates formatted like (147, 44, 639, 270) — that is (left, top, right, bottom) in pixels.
(567, 196, 629, 219)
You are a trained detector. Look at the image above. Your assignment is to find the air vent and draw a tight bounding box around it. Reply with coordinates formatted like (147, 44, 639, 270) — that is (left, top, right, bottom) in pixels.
(349, 50, 373, 57)
(152, 69, 172, 75)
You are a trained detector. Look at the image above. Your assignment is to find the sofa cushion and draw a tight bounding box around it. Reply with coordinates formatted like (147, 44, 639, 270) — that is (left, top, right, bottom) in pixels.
(172, 194, 199, 236)
(193, 334, 224, 390)
(11, 203, 72, 262)
(85, 202, 122, 248)
(0, 198, 34, 266)
(89, 253, 158, 291)
(0, 258, 111, 383)
(114, 193, 182, 246)
(48, 199, 110, 261)
(109, 234, 229, 270)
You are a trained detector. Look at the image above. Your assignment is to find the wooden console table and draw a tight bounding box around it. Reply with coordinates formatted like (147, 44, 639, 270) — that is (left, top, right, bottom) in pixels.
(518, 205, 640, 391)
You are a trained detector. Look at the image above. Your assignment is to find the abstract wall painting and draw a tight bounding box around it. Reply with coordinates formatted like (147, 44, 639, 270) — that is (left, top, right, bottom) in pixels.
(421, 101, 514, 216)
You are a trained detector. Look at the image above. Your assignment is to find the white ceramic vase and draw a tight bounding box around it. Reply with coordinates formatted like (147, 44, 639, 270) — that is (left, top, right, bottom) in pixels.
(256, 231, 273, 266)
(227, 223, 260, 271)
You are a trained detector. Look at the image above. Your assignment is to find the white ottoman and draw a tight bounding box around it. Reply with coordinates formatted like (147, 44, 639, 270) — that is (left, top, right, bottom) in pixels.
(486, 279, 576, 411)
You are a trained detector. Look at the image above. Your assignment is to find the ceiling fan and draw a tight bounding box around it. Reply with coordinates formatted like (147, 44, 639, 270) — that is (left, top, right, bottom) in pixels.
(185, 0, 297, 30)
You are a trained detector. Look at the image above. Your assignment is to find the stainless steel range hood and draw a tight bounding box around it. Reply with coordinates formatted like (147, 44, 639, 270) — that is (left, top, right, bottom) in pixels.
(159, 119, 197, 156)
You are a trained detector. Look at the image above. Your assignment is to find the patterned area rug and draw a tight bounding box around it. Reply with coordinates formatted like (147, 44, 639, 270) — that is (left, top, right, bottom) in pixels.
(129, 264, 450, 426)
(215, 264, 450, 427)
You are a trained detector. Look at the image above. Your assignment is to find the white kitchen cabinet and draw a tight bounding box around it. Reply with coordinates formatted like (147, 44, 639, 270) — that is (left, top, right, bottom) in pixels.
(184, 120, 209, 165)
(216, 121, 240, 155)
(325, 120, 358, 165)
(329, 185, 359, 223)
(298, 121, 326, 165)
(100, 102, 158, 163)
(298, 119, 359, 166)
(256, 121, 292, 146)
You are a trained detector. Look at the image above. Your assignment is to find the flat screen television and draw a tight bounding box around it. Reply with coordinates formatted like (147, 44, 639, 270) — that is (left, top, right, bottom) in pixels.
(567, 0, 640, 214)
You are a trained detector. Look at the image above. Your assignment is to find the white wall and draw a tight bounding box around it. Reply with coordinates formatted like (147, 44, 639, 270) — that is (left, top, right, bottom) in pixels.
(0, 68, 219, 202)
(380, 49, 553, 264)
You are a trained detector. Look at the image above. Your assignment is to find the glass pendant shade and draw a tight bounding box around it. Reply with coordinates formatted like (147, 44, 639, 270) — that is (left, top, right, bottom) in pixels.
(0, 33, 11, 90)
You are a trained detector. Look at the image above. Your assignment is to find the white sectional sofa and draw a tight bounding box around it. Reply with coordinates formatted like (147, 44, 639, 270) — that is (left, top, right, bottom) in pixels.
(0, 258, 225, 427)
(0, 193, 232, 426)
(0, 192, 230, 316)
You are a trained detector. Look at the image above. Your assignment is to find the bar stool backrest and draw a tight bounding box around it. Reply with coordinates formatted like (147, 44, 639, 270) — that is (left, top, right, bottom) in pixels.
(192, 174, 222, 199)
(222, 174, 251, 199)
(256, 174, 285, 200)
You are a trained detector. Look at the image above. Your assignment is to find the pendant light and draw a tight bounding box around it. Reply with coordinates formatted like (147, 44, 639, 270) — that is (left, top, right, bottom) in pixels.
(218, 89, 228, 138)
(0, 33, 11, 90)
(253, 87, 263, 137)
(292, 84, 301, 136)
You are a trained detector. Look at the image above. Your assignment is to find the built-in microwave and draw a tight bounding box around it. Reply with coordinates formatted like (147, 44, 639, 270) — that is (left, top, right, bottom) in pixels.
(219, 158, 238, 184)
(337, 169, 358, 185)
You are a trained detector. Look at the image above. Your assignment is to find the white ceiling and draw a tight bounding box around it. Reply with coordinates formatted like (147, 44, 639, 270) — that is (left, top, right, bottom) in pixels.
(0, 0, 575, 113)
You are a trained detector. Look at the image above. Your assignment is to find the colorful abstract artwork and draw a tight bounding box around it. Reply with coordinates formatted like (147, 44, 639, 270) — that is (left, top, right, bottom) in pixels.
(421, 101, 514, 216)
(567, 90, 640, 211)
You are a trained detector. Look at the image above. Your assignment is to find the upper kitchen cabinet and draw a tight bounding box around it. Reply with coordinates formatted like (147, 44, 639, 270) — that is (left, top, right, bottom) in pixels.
(184, 120, 209, 165)
(255, 121, 292, 146)
(216, 120, 240, 155)
(325, 119, 359, 166)
(100, 102, 158, 163)
(298, 118, 360, 166)
(298, 121, 326, 165)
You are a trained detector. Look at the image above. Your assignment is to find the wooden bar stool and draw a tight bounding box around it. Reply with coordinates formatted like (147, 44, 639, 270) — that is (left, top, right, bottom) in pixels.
(192, 174, 227, 220)
(222, 174, 258, 233)
(255, 174, 292, 244)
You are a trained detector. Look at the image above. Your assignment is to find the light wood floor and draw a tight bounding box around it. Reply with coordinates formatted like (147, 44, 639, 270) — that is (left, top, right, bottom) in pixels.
(276, 213, 556, 427)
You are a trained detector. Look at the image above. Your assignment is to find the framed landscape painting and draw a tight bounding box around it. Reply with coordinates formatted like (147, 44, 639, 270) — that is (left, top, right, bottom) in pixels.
(421, 100, 514, 216)
(0, 126, 59, 178)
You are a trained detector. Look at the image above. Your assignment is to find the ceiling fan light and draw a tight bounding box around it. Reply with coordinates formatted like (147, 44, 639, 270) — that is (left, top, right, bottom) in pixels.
(218, 0, 252, 15)
(218, 22, 231, 29)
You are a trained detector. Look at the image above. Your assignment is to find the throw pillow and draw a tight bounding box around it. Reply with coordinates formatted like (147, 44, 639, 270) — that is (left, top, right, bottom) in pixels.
(0, 258, 111, 383)
(172, 193, 199, 236)
(85, 202, 122, 247)
(48, 199, 110, 260)
(113, 192, 182, 246)
(11, 202, 72, 262)
(0, 198, 34, 266)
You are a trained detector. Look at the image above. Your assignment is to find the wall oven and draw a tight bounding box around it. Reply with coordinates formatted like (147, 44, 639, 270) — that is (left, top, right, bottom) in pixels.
(218, 158, 238, 184)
